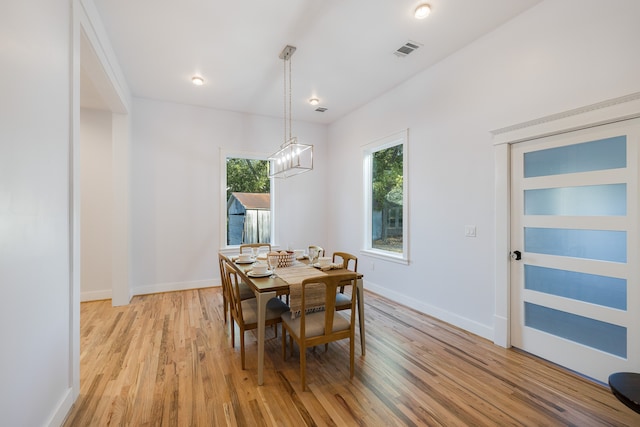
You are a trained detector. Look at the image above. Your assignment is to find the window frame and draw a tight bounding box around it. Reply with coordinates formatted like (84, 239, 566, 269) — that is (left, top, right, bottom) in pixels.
(362, 129, 409, 264)
(220, 149, 275, 249)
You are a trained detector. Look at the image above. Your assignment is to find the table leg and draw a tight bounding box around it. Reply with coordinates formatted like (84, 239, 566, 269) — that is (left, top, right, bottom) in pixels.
(256, 290, 276, 385)
(357, 278, 365, 355)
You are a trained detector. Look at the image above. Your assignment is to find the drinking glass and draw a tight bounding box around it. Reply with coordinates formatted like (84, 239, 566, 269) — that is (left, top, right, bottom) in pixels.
(257, 247, 268, 259)
(308, 248, 318, 265)
(267, 255, 279, 278)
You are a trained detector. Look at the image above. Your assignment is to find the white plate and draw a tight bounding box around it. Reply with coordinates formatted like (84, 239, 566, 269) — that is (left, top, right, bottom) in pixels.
(235, 259, 255, 264)
(247, 270, 272, 278)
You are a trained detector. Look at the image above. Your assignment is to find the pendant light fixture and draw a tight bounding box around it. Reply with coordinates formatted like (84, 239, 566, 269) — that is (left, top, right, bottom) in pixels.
(268, 45, 313, 178)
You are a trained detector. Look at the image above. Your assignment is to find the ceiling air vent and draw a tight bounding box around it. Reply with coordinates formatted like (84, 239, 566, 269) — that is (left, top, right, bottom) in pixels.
(315, 107, 328, 112)
(394, 40, 422, 58)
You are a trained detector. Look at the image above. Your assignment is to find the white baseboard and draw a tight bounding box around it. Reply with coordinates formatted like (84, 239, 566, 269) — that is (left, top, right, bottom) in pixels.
(47, 387, 74, 427)
(80, 289, 112, 302)
(132, 278, 219, 297)
(364, 279, 494, 341)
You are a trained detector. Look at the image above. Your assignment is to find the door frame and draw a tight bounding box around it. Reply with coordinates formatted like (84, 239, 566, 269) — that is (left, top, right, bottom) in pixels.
(70, 0, 133, 404)
(491, 92, 640, 348)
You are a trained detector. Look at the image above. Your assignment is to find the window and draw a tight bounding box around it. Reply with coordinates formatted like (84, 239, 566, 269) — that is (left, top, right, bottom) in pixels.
(221, 152, 272, 246)
(363, 130, 408, 263)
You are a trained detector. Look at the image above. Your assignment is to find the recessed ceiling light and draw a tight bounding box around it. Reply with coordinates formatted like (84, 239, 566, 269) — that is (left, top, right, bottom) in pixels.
(192, 76, 204, 86)
(309, 98, 319, 106)
(414, 4, 431, 19)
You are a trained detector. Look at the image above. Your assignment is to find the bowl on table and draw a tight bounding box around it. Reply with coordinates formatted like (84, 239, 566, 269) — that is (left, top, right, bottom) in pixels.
(252, 263, 269, 275)
(237, 253, 253, 263)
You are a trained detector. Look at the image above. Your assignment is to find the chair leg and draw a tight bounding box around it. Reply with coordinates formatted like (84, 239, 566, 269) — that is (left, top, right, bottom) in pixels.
(300, 345, 306, 391)
(350, 336, 354, 379)
(223, 296, 228, 324)
(289, 333, 293, 354)
(281, 327, 287, 360)
(230, 319, 235, 348)
(240, 330, 246, 370)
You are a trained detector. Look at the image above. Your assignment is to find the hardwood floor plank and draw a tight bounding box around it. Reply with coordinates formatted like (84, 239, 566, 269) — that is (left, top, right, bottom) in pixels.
(63, 288, 640, 426)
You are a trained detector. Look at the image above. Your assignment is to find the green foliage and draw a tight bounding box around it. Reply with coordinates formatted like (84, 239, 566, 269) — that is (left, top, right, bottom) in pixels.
(371, 144, 404, 248)
(226, 158, 270, 200)
(372, 144, 403, 210)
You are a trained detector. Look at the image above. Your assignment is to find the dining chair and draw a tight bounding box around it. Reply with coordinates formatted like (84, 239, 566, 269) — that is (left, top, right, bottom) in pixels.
(332, 252, 358, 308)
(239, 243, 272, 255)
(224, 258, 289, 369)
(218, 253, 255, 325)
(280, 272, 358, 391)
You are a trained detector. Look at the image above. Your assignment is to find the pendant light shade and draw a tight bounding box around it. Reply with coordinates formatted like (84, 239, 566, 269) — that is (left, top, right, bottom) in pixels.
(269, 137, 313, 178)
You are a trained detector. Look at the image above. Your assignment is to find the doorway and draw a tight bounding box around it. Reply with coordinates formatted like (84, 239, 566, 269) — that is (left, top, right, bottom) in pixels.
(509, 118, 640, 383)
(78, 26, 130, 306)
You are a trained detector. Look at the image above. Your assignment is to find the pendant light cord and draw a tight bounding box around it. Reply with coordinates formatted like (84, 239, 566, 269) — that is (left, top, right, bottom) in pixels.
(282, 53, 294, 145)
(289, 56, 292, 142)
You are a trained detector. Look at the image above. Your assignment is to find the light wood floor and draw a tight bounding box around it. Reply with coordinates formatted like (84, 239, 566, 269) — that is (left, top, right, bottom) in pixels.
(63, 287, 638, 426)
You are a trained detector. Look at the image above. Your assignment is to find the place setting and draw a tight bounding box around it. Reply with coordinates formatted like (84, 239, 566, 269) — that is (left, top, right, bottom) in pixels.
(234, 253, 256, 264)
(246, 262, 273, 278)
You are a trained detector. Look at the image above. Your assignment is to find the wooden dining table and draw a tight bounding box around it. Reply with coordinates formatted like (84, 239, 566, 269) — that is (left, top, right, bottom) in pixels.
(230, 257, 365, 385)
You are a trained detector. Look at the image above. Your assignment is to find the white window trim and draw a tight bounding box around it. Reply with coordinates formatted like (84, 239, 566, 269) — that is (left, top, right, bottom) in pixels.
(362, 129, 409, 264)
(219, 149, 275, 249)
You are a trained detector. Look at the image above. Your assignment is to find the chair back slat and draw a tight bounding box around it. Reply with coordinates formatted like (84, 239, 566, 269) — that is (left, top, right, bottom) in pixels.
(239, 243, 271, 254)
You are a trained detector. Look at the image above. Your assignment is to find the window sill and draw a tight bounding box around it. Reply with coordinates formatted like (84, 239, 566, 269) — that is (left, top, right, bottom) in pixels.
(361, 249, 409, 265)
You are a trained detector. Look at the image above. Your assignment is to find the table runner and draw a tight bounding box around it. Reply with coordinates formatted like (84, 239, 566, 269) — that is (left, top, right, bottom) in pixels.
(275, 262, 327, 286)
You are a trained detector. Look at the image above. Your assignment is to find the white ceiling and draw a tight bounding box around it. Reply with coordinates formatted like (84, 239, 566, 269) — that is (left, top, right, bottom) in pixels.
(84, 0, 541, 124)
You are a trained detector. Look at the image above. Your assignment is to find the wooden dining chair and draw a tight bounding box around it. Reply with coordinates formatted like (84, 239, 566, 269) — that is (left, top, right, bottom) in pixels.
(224, 258, 289, 369)
(332, 252, 358, 308)
(218, 253, 255, 325)
(280, 272, 358, 391)
(239, 243, 271, 254)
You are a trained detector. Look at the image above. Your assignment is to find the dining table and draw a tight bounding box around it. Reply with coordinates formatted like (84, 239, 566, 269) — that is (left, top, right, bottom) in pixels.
(230, 256, 365, 386)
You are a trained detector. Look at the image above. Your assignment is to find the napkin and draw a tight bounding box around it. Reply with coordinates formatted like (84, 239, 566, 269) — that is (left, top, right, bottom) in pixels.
(318, 263, 342, 271)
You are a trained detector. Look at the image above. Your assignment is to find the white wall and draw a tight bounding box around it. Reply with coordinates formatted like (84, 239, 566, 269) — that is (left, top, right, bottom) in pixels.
(0, 1, 74, 426)
(130, 98, 328, 294)
(326, 0, 640, 339)
(80, 108, 113, 300)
